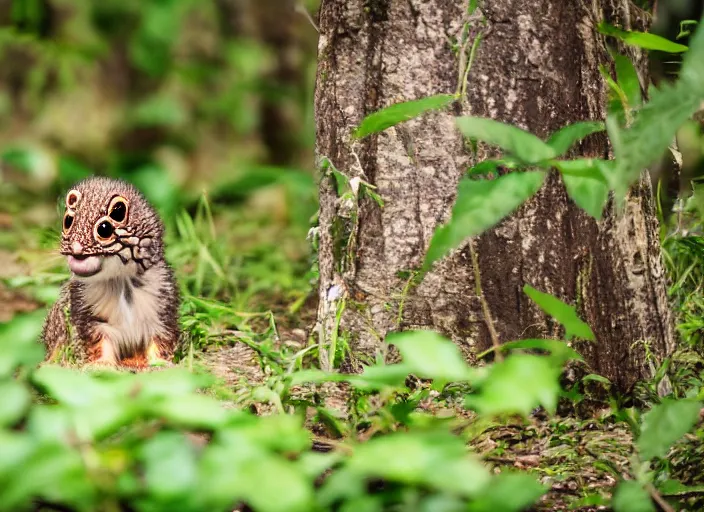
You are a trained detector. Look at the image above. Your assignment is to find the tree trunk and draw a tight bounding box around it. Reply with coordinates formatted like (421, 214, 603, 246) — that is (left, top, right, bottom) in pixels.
(314, 0, 674, 392)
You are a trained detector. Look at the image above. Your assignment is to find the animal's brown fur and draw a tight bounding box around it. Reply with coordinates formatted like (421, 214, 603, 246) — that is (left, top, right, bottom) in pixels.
(40, 177, 180, 369)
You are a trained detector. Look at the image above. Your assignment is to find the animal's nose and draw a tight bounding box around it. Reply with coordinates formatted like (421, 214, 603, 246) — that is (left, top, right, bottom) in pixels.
(71, 241, 84, 254)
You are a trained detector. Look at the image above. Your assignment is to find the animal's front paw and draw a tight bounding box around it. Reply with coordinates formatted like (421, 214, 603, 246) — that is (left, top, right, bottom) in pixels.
(146, 341, 174, 370)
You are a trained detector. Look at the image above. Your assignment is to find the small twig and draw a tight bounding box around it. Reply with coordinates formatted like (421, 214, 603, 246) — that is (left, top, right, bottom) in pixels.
(646, 483, 675, 512)
(469, 240, 502, 361)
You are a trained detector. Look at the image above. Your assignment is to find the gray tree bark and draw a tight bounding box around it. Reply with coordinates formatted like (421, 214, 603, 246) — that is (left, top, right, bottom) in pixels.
(314, 0, 674, 392)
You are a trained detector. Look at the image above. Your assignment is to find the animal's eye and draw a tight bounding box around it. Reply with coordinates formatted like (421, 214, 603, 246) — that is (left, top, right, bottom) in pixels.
(63, 212, 74, 232)
(66, 190, 81, 208)
(96, 221, 114, 240)
(109, 200, 127, 223)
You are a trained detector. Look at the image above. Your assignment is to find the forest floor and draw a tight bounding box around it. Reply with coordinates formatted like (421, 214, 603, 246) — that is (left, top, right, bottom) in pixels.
(3, 184, 704, 511)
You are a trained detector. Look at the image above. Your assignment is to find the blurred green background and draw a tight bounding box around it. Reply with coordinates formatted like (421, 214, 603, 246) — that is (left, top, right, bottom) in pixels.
(0, 0, 322, 342)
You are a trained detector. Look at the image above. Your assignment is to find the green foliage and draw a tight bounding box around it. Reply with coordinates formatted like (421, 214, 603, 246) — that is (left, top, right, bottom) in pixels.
(611, 481, 656, 512)
(523, 285, 595, 341)
(342, 431, 491, 496)
(422, 116, 616, 268)
(545, 121, 606, 156)
(467, 473, 548, 512)
(465, 354, 562, 416)
(456, 116, 557, 164)
(606, 12, 704, 200)
(488, 338, 584, 364)
(637, 398, 701, 460)
(387, 330, 476, 382)
(0, 310, 46, 377)
(597, 22, 689, 53)
(554, 159, 611, 218)
(0, 326, 567, 511)
(352, 94, 456, 140)
(5, 5, 704, 512)
(610, 50, 642, 109)
(423, 171, 546, 270)
(0, 370, 317, 511)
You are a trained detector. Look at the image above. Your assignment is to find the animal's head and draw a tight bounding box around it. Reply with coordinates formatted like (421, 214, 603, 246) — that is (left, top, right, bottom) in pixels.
(60, 177, 164, 278)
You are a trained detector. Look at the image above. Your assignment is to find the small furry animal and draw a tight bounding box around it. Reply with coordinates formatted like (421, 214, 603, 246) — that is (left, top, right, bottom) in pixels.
(41, 176, 180, 369)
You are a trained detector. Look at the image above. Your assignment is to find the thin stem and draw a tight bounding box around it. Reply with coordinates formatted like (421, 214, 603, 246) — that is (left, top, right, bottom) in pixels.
(469, 240, 502, 362)
(647, 483, 675, 512)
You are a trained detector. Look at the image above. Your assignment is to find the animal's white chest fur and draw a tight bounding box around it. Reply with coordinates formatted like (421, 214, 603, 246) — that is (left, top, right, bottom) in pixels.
(82, 261, 166, 356)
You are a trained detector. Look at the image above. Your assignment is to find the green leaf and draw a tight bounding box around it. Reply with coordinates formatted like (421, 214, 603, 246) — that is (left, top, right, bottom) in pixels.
(317, 468, 365, 507)
(600, 64, 630, 120)
(607, 13, 704, 200)
(546, 121, 606, 157)
(466, 158, 521, 177)
(554, 158, 610, 182)
(73, 401, 141, 441)
(297, 451, 343, 481)
(637, 398, 701, 460)
(0, 431, 34, 479)
(455, 117, 556, 164)
(466, 354, 562, 416)
(134, 367, 210, 398)
(570, 493, 610, 509)
(424, 171, 545, 269)
(353, 94, 456, 139)
(582, 373, 612, 386)
(554, 159, 610, 219)
(0, 308, 46, 345)
(26, 406, 73, 441)
(347, 431, 491, 497)
(611, 51, 642, 108)
(239, 457, 315, 512)
(467, 472, 547, 512)
(141, 432, 197, 498)
(611, 481, 655, 512)
(0, 310, 46, 377)
(0, 441, 93, 509)
(339, 496, 383, 512)
(288, 369, 349, 386)
(658, 479, 704, 497)
(31, 365, 118, 407)
(387, 330, 474, 381)
(289, 364, 411, 391)
(495, 339, 583, 364)
(203, 447, 314, 512)
(353, 364, 415, 390)
(227, 414, 311, 453)
(523, 285, 595, 341)
(598, 22, 689, 53)
(0, 381, 30, 427)
(148, 393, 229, 430)
(562, 173, 609, 219)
